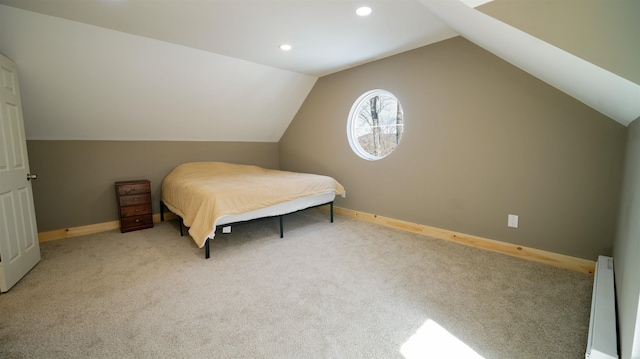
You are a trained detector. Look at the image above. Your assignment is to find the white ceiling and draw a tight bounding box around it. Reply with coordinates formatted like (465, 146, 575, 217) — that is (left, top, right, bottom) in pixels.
(0, 4, 319, 141)
(419, 0, 640, 127)
(0, 0, 460, 77)
(0, 0, 638, 142)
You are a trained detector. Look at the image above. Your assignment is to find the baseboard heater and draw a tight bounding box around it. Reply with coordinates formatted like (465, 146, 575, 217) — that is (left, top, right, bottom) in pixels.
(586, 255, 618, 359)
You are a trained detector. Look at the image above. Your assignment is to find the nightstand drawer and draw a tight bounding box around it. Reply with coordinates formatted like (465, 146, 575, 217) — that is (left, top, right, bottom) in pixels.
(117, 182, 151, 196)
(121, 214, 153, 230)
(119, 193, 151, 207)
(120, 203, 152, 217)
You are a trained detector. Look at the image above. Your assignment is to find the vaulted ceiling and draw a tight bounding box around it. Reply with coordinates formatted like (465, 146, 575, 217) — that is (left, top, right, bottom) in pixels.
(0, 0, 638, 142)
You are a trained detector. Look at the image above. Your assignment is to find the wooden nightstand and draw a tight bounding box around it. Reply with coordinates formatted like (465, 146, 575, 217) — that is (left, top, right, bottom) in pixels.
(115, 180, 153, 233)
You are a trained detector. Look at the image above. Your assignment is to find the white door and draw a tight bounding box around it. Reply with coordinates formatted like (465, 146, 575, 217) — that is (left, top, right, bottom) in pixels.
(0, 53, 40, 293)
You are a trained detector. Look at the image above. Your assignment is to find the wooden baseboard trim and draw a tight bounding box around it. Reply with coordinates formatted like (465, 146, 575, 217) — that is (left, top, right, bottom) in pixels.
(38, 220, 120, 242)
(332, 206, 596, 274)
(38, 207, 594, 274)
(160, 213, 179, 222)
(38, 213, 179, 243)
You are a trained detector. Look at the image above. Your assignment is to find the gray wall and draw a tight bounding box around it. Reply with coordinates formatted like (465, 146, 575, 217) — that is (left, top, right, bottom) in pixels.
(613, 118, 640, 359)
(479, 0, 640, 84)
(27, 140, 279, 232)
(279, 36, 627, 261)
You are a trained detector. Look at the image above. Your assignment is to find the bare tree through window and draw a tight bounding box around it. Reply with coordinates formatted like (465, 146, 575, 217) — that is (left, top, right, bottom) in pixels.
(348, 90, 404, 160)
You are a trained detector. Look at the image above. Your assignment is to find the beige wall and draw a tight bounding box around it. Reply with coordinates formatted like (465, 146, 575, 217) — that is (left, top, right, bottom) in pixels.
(479, 0, 640, 85)
(279, 36, 627, 260)
(27, 140, 279, 232)
(613, 117, 640, 359)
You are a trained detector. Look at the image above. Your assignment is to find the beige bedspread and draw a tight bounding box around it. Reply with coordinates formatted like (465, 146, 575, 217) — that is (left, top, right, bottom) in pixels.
(161, 162, 345, 247)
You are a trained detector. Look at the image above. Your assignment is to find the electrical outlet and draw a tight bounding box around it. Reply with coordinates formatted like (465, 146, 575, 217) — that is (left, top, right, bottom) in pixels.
(508, 214, 519, 228)
(222, 226, 232, 233)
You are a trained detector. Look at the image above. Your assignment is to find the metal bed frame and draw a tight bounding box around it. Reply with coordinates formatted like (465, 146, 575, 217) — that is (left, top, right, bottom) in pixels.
(160, 200, 334, 259)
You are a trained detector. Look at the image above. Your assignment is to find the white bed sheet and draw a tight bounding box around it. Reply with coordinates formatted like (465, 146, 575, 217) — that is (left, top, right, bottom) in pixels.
(208, 192, 337, 239)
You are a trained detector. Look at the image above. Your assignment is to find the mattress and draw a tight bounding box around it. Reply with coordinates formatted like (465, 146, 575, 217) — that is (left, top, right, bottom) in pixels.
(161, 162, 345, 247)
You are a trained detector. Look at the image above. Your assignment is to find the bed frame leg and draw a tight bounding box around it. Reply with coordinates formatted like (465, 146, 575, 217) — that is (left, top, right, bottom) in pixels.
(180, 218, 184, 236)
(279, 215, 284, 238)
(330, 201, 334, 223)
(205, 239, 210, 259)
(160, 200, 165, 222)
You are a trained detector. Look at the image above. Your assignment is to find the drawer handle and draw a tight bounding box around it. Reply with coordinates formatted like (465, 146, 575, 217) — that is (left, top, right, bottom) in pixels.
(135, 209, 139, 212)
(135, 219, 140, 223)
(134, 198, 138, 201)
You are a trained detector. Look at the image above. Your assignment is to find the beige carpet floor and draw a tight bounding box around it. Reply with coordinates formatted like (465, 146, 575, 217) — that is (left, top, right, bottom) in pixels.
(0, 210, 593, 358)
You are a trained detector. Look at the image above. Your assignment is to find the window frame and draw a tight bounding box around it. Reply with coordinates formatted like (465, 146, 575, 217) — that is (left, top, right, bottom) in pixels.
(346, 89, 405, 161)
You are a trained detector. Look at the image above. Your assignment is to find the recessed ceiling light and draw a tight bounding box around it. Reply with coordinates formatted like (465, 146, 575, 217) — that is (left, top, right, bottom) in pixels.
(279, 44, 292, 51)
(356, 6, 372, 16)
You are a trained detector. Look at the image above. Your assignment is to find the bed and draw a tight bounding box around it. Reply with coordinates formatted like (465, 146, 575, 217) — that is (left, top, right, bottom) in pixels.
(159, 162, 345, 258)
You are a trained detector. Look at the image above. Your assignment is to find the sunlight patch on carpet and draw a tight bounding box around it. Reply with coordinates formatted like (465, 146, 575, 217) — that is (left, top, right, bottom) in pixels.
(400, 319, 485, 359)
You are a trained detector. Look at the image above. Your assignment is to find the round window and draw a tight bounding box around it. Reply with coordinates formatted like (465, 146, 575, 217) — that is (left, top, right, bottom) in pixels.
(347, 89, 404, 160)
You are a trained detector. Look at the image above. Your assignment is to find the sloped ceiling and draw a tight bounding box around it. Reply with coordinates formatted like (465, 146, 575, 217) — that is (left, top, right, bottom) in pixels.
(420, 0, 640, 126)
(0, 1, 458, 141)
(479, 0, 639, 85)
(0, 0, 638, 142)
(0, 5, 319, 142)
(0, 0, 459, 77)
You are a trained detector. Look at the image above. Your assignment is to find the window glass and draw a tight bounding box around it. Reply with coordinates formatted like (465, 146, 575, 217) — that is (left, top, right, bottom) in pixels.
(347, 89, 404, 160)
